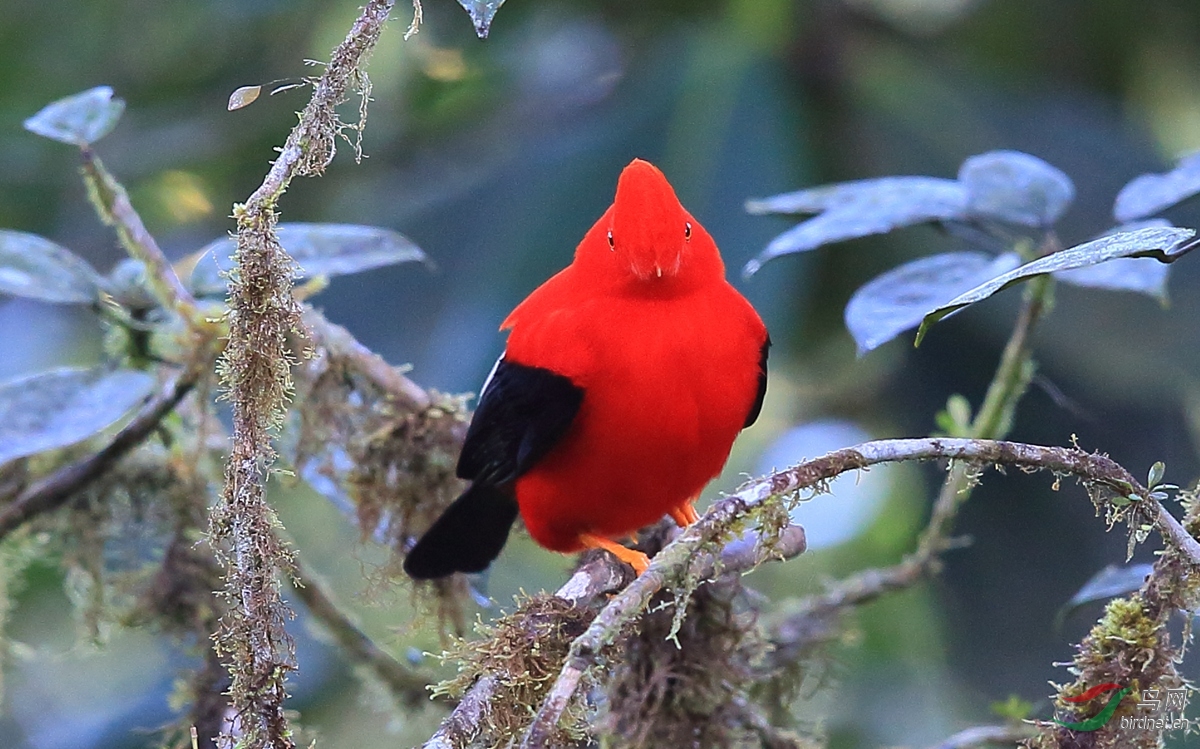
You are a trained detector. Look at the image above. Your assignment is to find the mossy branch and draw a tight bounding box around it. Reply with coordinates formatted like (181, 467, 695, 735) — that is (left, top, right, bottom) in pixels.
(517, 437, 1200, 747)
(421, 556, 632, 749)
(423, 527, 806, 749)
(212, 2, 397, 746)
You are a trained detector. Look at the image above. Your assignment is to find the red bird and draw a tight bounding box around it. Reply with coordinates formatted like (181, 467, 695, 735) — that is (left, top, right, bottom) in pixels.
(404, 158, 768, 578)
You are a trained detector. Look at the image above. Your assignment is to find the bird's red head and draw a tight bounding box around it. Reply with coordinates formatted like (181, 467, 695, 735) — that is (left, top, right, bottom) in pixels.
(608, 158, 701, 281)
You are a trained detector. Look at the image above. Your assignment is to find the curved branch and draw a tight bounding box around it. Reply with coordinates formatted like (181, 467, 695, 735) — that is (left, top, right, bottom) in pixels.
(300, 307, 431, 412)
(421, 526, 807, 749)
(518, 437, 1200, 747)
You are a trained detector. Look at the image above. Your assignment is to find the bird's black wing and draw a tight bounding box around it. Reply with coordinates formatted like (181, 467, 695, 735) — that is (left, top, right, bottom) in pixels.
(403, 358, 583, 579)
(743, 335, 770, 429)
(456, 357, 585, 485)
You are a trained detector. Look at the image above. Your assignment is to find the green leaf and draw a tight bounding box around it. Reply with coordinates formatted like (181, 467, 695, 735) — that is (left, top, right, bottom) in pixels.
(845, 251, 1020, 355)
(188, 223, 429, 296)
(23, 86, 125, 146)
(458, 0, 507, 38)
(0, 367, 155, 466)
(991, 695, 1034, 721)
(946, 394, 972, 432)
(1147, 461, 1166, 488)
(743, 177, 967, 276)
(1114, 151, 1200, 223)
(0, 230, 105, 304)
(1055, 256, 1170, 300)
(1055, 220, 1174, 301)
(915, 226, 1195, 345)
(958, 150, 1074, 228)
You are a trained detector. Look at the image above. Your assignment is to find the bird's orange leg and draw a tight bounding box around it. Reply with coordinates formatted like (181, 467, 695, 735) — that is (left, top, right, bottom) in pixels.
(669, 497, 701, 527)
(579, 533, 650, 575)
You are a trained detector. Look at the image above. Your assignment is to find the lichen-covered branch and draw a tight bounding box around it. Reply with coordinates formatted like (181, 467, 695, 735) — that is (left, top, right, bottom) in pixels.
(421, 556, 632, 749)
(212, 3, 397, 747)
(1022, 549, 1195, 748)
(518, 437, 1200, 747)
(423, 526, 806, 749)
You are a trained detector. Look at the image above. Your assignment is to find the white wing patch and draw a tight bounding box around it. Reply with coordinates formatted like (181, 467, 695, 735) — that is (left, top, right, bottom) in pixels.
(478, 354, 504, 401)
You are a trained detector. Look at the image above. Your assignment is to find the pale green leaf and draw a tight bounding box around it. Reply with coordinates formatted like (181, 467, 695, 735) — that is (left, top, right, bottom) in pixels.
(189, 223, 428, 296)
(0, 368, 155, 465)
(0, 230, 104, 304)
(23, 86, 125, 146)
(915, 226, 1195, 345)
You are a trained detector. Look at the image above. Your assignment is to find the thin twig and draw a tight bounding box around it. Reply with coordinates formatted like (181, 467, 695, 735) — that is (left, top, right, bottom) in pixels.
(774, 263, 1056, 653)
(517, 438, 1200, 747)
(0, 363, 200, 542)
(301, 307, 431, 411)
(80, 148, 200, 322)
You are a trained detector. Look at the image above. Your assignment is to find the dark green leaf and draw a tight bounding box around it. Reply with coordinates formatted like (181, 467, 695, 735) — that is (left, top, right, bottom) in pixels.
(845, 251, 1020, 355)
(458, 0, 507, 38)
(915, 226, 1195, 345)
(23, 86, 125, 146)
(1055, 257, 1169, 300)
(743, 177, 966, 275)
(1055, 219, 1174, 300)
(958, 150, 1074, 228)
(0, 367, 155, 465)
(189, 223, 428, 296)
(1114, 151, 1200, 222)
(0, 230, 105, 304)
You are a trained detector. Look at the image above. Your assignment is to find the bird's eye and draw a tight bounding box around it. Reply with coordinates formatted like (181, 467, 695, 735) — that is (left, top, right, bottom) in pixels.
(607, 230, 615, 250)
(684, 222, 692, 240)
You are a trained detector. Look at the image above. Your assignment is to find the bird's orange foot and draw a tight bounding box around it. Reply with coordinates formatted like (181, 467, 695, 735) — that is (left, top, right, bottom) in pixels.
(669, 501, 700, 527)
(579, 533, 650, 575)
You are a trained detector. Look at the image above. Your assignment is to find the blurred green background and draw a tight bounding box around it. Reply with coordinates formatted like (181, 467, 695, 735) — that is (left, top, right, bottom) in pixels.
(3, 0, 1200, 746)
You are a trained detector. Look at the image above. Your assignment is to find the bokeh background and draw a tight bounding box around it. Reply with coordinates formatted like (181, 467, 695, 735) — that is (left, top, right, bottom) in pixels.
(3, 0, 1200, 746)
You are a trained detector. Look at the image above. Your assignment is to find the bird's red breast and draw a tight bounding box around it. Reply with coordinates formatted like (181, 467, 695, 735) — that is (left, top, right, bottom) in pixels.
(403, 158, 768, 579)
(502, 158, 768, 552)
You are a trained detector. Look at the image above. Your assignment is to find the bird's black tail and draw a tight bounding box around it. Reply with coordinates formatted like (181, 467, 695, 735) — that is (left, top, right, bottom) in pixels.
(403, 483, 519, 579)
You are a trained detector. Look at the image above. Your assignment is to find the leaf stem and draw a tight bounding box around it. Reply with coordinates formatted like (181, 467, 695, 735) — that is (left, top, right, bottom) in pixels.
(79, 148, 201, 324)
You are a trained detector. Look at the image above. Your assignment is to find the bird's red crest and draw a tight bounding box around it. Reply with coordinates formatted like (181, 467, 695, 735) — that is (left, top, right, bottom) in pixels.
(610, 159, 691, 280)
